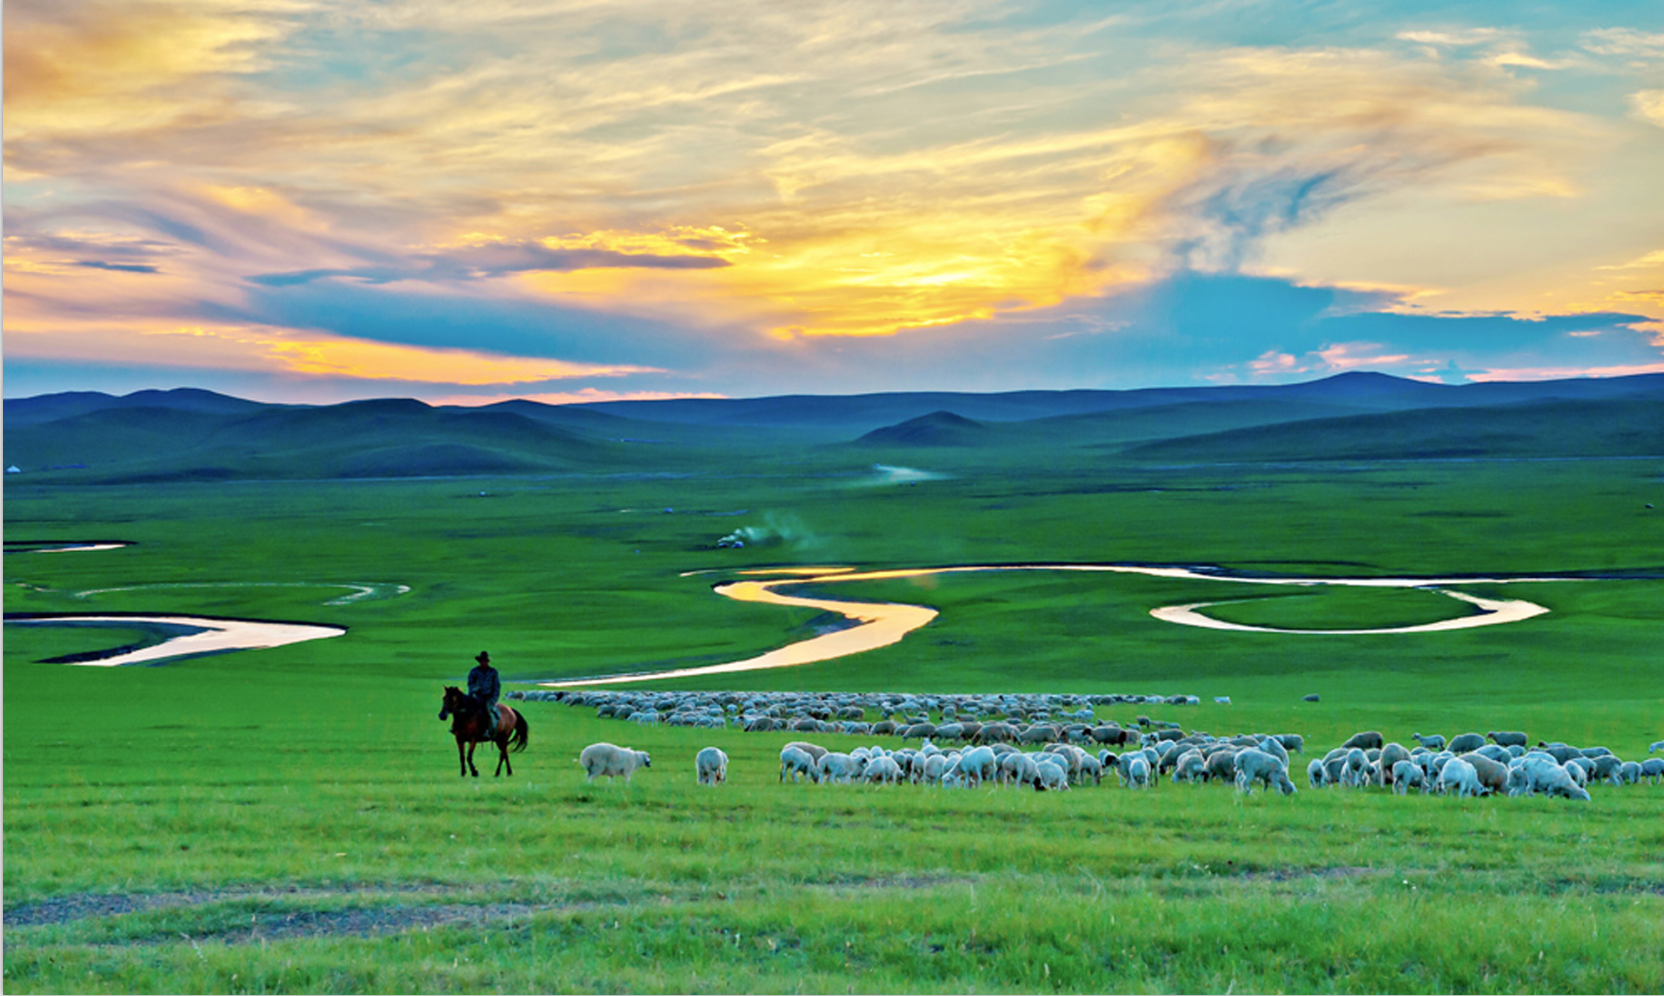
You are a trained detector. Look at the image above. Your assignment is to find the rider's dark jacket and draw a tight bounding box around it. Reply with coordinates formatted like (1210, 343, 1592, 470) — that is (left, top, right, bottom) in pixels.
(468, 664, 500, 720)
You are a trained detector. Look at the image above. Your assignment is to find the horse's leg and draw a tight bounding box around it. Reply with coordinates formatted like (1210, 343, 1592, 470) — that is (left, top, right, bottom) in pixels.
(495, 734, 512, 777)
(466, 738, 480, 777)
(455, 736, 468, 777)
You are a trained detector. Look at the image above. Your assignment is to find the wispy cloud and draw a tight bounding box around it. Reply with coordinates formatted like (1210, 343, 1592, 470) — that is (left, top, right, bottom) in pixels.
(4, 1, 1661, 400)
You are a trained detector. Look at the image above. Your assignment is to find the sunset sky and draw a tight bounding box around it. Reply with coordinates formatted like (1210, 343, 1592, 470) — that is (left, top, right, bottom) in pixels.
(5, 1, 1664, 404)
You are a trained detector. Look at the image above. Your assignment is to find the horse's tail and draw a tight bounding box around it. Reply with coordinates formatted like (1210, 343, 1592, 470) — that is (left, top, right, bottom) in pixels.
(509, 710, 530, 753)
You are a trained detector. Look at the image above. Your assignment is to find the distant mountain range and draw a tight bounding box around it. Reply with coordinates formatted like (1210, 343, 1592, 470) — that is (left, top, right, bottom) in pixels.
(5, 371, 1662, 483)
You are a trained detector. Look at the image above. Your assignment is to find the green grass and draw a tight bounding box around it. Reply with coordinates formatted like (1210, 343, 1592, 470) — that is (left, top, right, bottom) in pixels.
(5, 451, 1663, 992)
(1189, 585, 1495, 630)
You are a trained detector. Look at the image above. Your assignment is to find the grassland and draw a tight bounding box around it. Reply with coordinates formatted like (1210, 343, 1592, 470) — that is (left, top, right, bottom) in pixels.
(5, 428, 1664, 992)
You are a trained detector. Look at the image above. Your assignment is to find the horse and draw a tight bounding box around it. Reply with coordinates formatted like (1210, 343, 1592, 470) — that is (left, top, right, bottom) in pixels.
(438, 686, 529, 777)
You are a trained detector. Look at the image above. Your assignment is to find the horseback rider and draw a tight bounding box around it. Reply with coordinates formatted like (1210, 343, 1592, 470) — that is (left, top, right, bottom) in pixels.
(468, 651, 501, 738)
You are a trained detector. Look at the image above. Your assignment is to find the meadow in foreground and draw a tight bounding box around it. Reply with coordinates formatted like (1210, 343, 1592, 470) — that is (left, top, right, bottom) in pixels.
(5, 450, 1662, 993)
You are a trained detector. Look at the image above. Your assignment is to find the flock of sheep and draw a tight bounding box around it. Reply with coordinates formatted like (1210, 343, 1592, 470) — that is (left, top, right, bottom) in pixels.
(551, 689, 1664, 802)
(515, 688, 1210, 742)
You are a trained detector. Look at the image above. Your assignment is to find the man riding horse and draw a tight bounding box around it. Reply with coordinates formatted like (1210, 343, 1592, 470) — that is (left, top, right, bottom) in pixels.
(468, 650, 501, 737)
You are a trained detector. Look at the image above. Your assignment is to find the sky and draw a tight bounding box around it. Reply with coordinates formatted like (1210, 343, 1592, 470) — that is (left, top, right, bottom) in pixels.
(5, 0, 1664, 405)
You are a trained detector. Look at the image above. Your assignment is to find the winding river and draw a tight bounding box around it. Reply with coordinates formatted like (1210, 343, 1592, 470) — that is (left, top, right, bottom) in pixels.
(6, 543, 1577, 676)
(5, 614, 346, 666)
(540, 563, 1572, 688)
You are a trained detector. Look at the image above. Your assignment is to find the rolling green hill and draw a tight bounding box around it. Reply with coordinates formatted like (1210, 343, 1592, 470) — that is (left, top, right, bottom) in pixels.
(7, 372, 1663, 482)
(1121, 397, 1664, 463)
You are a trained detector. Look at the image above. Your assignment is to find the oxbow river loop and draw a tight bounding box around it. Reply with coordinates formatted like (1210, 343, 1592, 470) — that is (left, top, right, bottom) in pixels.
(539, 564, 1572, 688)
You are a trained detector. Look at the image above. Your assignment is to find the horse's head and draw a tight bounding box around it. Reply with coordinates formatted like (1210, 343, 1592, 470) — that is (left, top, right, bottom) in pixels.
(439, 685, 465, 721)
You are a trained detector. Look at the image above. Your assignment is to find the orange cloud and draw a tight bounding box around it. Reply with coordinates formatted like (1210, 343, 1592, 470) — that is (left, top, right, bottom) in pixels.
(3, 0, 294, 165)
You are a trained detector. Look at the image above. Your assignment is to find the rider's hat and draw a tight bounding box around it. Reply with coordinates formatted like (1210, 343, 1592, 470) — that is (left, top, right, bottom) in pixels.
(475, 651, 491, 664)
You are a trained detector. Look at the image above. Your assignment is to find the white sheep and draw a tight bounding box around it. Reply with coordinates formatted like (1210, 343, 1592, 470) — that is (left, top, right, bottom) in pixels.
(1077, 752, 1105, 786)
(1120, 746, 1162, 786)
(1257, 737, 1290, 767)
(1650, 739, 1664, 754)
(921, 752, 950, 785)
(956, 745, 999, 787)
(1125, 755, 1152, 790)
(1518, 758, 1591, 801)
(1172, 749, 1206, 784)
(783, 740, 829, 763)
(695, 746, 728, 786)
(1412, 732, 1445, 750)
(1343, 748, 1369, 787)
(1036, 759, 1072, 791)
(816, 751, 865, 784)
(1390, 759, 1424, 795)
(1440, 756, 1484, 797)
(863, 755, 905, 784)
(579, 742, 652, 783)
(1234, 748, 1297, 796)
(1306, 757, 1327, 789)
(780, 745, 816, 783)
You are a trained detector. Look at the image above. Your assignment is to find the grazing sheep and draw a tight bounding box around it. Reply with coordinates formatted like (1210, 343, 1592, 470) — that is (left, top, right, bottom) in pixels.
(1590, 754, 1624, 785)
(1343, 748, 1369, 787)
(1441, 757, 1485, 797)
(1376, 743, 1411, 786)
(1173, 750, 1208, 784)
(780, 746, 816, 783)
(1235, 749, 1297, 796)
(863, 755, 904, 784)
(1257, 737, 1290, 767)
(1562, 756, 1593, 787)
(1125, 755, 1152, 790)
(695, 746, 728, 786)
(784, 740, 829, 763)
(1537, 742, 1581, 764)
(921, 753, 950, 785)
(1003, 752, 1041, 789)
(1090, 725, 1137, 746)
(579, 742, 652, 783)
(1487, 731, 1528, 748)
(1307, 758, 1327, 789)
(1340, 731, 1384, 751)
(1301, 694, 1320, 703)
(973, 722, 1020, 744)
(1618, 760, 1642, 785)
(1275, 734, 1306, 754)
(1460, 753, 1510, 795)
(1032, 760, 1070, 791)
(1650, 739, 1664, 754)
(1638, 758, 1663, 785)
(816, 751, 866, 784)
(955, 745, 1000, 787)
(1518, 758, 1591, 801)
(1473, 744, 1512, 764)
(1204, 749, 1241, 783)
(1078, 752, 1105, 786)
(1391, 760, 1424, 795)
(1412, 732, 1446, 750)
(1447, 733, 1486, 754)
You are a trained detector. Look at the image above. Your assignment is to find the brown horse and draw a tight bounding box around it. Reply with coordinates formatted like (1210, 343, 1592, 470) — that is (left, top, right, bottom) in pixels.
(439, 686, 529, 777)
